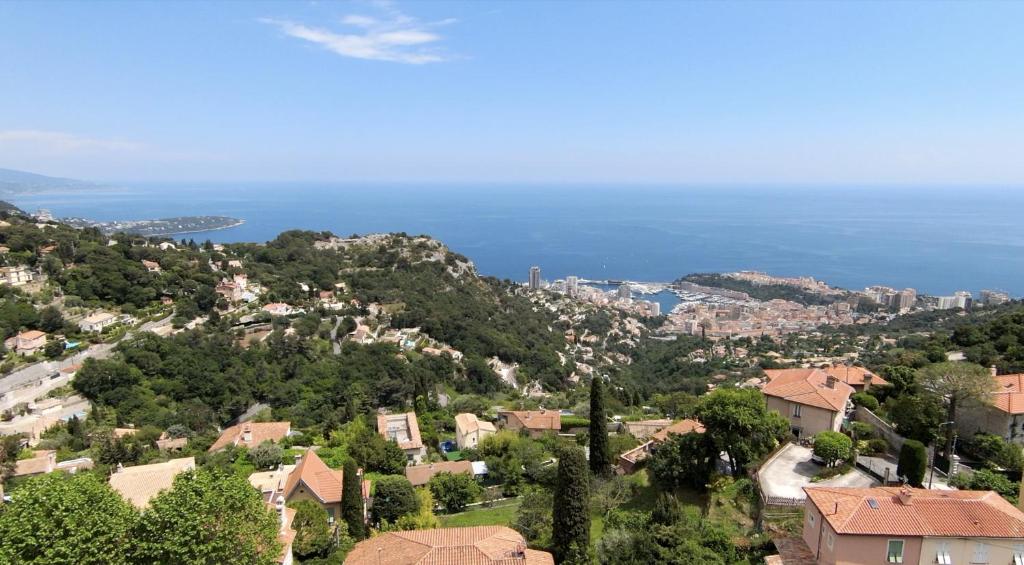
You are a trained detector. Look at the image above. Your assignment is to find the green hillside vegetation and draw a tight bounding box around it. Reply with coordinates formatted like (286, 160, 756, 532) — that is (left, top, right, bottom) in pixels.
(680, 273, 842, 306)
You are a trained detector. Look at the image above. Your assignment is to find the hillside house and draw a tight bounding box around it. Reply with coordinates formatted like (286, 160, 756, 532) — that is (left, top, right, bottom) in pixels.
(377, 412, 427, 464)
(454, 413, 496, 450)
(762, 368, 853, 439)
(796, 486, 1024, 565)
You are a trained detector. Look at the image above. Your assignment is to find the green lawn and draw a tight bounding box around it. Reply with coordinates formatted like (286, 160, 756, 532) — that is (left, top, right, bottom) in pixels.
(439, 499, 522, 527)
(620, 469, 705, 513)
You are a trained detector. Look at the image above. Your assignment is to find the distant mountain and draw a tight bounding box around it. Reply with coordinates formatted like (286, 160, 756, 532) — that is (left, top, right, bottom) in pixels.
(0, 167, 100, 195)
(0, 200, 26, 215)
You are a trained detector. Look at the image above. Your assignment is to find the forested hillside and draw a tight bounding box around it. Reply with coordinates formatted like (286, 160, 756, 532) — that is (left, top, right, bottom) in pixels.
(61, 230, 569, 433)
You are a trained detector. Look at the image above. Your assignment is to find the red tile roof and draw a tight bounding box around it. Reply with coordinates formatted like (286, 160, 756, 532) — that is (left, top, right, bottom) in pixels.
(651, 419, 705, 442)
(498, 410, 561, 432)
(405, 460, 475, 487)
(805, 487, 1024, 538)
(821, 364, 889, 388)
(208, 421, 291, 452)
(283, 449, 343, 504)
(345, 526, 554, 565)
(377, 412, 424, 450)
(991, 374, 1024, 414)
(762, 369, 853, 412)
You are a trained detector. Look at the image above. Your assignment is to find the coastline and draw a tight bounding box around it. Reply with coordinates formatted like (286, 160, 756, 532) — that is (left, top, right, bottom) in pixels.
(155, 218, 246, 237)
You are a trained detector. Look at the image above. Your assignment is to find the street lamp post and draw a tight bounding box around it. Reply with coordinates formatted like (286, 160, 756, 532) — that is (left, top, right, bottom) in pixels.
(928, 421, 956, 489)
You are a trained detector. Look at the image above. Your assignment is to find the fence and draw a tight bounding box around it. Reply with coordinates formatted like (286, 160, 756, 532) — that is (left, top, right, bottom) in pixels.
(761, 493, 804, 508)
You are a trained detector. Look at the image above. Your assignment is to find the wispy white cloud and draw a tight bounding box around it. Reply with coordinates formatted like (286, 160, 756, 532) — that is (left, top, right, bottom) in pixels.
(0, 130, 143, 154)
(261, 2, 456, 64)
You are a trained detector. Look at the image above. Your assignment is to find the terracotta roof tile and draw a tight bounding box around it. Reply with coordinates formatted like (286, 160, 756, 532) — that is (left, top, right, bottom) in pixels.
(498, 410, 561, 432)
(109, 457, 195, 508)
(805, 487, 1024, 538)
(283, 449, 343, 504)
(821, 364, 889, 388)
(377, 412, 424, 450)
(762, 369, 853, 412)
(208, 421, 291, 452)
(405, 460, 475, 487)
(17, 330, 45, 341)
(991, 374, 1024, 414)
(651, 419, 705, 442)
(345, 526, 554, 565)
(13, 450, 55, 477)
(455, 413, 496, 436)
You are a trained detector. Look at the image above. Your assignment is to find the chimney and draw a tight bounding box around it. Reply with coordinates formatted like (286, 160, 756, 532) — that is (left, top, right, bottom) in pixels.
(294, 453, 302, 464)
(898, 488, 913, 505)
(46, 451, 56, 473)
(116, 462, 124, 473)
(242, 423, 252, 444)
(991, 366, 998, 377)
(826, 375, 837, 389)
(276, 497, 286, 530)
(863, 374, 873, 391)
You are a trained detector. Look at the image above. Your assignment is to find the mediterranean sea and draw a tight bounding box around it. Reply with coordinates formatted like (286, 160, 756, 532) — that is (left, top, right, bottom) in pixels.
(12, 184, 1024, 296)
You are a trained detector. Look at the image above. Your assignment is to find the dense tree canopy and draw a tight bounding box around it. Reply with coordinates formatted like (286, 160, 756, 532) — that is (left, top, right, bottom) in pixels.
(695, 388, 788, 475)
(0, 473, 138, 565)
(133, 469, 281, 565)
(371, 475, 419, 526)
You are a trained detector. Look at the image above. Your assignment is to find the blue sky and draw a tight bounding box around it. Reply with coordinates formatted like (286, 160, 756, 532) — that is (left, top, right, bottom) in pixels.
(1, 1, 1023, 184)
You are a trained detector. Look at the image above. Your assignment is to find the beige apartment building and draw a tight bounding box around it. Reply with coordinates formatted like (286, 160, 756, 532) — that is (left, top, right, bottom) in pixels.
(762, 368, 853, 438)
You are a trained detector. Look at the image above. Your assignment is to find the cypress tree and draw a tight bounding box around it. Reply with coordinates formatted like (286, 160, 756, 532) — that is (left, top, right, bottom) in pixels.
(589, 376, 611, 477)
(341, 459, 366, 540)
(897, 439, 928, 487)
(552, 446, 590, 563)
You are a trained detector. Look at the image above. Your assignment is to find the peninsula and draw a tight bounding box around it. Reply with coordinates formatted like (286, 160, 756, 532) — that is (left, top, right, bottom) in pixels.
(60, 215, 244, 237)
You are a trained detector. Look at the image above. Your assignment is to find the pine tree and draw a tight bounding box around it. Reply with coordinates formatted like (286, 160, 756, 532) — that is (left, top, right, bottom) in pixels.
(589, 376, 611, 477)
(552, 446, 590, 563)
(342, 459, 366, 540)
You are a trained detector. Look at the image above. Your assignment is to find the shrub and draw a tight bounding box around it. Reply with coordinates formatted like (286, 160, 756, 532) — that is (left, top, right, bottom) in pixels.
(949, 469, 1018, 503)
(813, 431, 852, 467)
(248, 440, 284, 470)
(811, 463, 853, 482)
(428, 471, 480, 513)
(897, 440, 928, 487)
(966, 433, 1024, 472)
(867, 438, 889, 455)
(849, 421, 874, 440)
(851, 392, 879, 411)
(372, 476, 419, 525)
(559, 416, 590, 430)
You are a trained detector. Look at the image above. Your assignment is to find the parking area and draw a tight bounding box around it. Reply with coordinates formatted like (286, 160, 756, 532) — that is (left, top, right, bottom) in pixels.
(759, 443, 878, 501)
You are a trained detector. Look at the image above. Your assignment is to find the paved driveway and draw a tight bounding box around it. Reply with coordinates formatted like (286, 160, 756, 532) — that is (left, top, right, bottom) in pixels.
(759, 443, 877, 500)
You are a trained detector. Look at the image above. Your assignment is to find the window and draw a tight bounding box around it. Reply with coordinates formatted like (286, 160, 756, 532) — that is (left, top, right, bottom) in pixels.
(1013, 544, 1024, 565)
(826, 532, 834, 550)
(808, 513, 815, 526)
(937, 541, 951, 565)
(888, 540, 905, 564)
(793, 404, 802, 418)
(971, 542, 988, 564)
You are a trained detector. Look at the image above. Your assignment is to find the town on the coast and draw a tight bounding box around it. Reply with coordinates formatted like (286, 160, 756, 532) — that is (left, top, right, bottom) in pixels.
(0, 202, 1022, 565)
